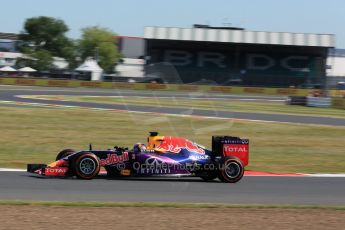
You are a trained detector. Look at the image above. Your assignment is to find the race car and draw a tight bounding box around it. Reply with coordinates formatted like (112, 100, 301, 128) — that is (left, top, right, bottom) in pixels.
(27, 132, 249, 183)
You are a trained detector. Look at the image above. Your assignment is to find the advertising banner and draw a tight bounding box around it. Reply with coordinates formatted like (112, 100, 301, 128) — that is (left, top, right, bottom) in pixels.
(209, 86, 232, 93)
(0, 77, 317, 96)
(47, 80, 69, 87)
(146, 40, 327, 87)
(177, 84, 200, 91)
(15, 78, 36, 86)
(145, 83, 167, 90)
(79, 81, 101, 88)
(112, 82, 135, 89)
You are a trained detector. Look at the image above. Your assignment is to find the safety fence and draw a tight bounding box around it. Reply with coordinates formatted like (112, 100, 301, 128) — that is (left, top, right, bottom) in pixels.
(0, 77, 344, 99)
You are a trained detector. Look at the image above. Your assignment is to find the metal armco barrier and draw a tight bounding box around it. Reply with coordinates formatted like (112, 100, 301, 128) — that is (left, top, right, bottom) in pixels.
(307, 97, 332, 108)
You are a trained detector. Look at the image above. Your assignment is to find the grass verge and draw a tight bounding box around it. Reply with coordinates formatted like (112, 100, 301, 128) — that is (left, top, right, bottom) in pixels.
(0, 106, 344, 173)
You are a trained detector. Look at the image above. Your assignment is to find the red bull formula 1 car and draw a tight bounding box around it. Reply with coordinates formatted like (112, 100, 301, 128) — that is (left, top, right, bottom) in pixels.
(27, 132, 249, 183)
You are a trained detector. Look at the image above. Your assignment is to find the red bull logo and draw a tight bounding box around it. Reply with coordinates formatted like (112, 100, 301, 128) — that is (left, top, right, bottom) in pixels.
(100, 152, 129, 166)
(156, 136, 205, 154)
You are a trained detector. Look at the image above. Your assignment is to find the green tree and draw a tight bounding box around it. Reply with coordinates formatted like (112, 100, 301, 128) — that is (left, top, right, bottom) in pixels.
(79, 26, 121, 73)
(19, 16, 76, 70)
(16, 50, 53, 71)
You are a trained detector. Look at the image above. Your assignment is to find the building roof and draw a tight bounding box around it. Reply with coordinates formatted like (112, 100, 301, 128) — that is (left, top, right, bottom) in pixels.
(0, 33, 19, 40)
(329, 48, 345, 57)
(144, 26, 335, 48)
(75, 58, 103, 72)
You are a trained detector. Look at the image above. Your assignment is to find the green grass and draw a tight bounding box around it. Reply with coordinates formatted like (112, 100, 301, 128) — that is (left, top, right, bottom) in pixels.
(0, 106, 344, 173)
(30, 95, 345, 118)
(1, 200, 345, 210)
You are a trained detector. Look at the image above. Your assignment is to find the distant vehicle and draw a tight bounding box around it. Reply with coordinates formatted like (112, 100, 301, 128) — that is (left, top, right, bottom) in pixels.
(298, 83, 321, 89)
(27, 132, 249, 183)
(337, 82, 345, 90)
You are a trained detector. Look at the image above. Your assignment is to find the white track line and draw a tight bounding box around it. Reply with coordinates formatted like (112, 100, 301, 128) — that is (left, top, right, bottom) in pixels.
(306, 174, 345, 177)
(15, 95, 285, 102)
(0, 168, 26, 172)
(1, 168, 345, 177)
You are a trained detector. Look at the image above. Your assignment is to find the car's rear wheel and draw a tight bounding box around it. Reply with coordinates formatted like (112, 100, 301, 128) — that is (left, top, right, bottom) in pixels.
(56, 149, 75, 161)
(218, 157, 244, 183)
(73, 153, 100, 179)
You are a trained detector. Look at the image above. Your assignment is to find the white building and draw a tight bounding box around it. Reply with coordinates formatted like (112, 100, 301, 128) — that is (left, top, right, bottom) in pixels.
(327, 49, 345, 77)
(0, 51, 22, 67)
(0, 37, 21, 67)
(75, 58, 103, 81)
(115, 58, 145, 78)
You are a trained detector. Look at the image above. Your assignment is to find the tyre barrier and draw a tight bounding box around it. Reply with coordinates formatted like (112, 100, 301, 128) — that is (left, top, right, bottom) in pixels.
(306, 96, 332, 108)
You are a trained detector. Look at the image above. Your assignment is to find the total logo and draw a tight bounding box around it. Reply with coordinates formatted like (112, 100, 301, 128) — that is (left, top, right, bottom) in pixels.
(44, 167, 68, 176)
(99, 152, 129, 166)
(45, 168, 67, 173)
(223, 144, 248, 154)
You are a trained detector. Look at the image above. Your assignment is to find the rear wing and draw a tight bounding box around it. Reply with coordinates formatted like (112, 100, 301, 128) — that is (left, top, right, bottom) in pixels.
(212, 136, 249, 166)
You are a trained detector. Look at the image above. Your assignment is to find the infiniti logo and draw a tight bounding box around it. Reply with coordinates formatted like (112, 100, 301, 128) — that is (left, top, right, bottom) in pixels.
(137, 157, 171, 174)
(145, 157, 164, 166)
(242, 140, 249, 144)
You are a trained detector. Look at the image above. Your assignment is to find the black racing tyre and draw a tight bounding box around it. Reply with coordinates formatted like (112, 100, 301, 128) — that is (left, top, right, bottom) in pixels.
(73, 153, 100, 179)
(218, 157, 244, 183)
(56, 149, 75, 161)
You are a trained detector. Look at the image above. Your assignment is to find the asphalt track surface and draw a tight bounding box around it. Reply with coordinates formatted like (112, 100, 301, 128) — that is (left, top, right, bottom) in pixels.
(1, 171, 345, 205)
(0, 85, 345, 126)
(1, 85, 345, 205)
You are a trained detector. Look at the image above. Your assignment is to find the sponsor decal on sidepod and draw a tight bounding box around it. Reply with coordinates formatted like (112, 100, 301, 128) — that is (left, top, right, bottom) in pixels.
(223, 145, 248, 153)
(157, 137, 205, 154)
(44, 167, 68, 176)
(99, 152, 129, 166)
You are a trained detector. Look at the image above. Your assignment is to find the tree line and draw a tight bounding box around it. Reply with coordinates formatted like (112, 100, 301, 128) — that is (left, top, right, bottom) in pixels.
(16, 16, 121, 73)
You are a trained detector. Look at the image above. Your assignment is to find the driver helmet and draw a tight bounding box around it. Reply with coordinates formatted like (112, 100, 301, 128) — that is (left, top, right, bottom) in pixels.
(133, 143, 146, 152)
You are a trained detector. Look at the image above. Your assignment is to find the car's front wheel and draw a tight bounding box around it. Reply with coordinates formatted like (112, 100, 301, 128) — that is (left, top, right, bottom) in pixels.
(56, 149, 75, 161)
(73, 153, 100, 179)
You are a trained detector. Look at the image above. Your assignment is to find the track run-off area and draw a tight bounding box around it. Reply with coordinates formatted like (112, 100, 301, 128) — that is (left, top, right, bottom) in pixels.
(0, 85, 345, 205)
(0, 85, 345, 126)
(0, 170, 345, 205)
